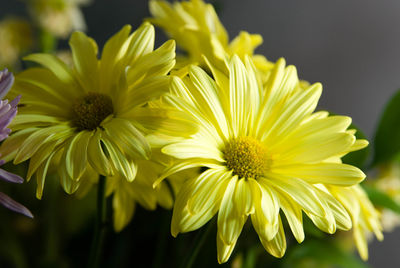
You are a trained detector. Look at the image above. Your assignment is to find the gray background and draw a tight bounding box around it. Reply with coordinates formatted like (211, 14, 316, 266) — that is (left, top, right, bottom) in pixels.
(2, 0, 400, 266)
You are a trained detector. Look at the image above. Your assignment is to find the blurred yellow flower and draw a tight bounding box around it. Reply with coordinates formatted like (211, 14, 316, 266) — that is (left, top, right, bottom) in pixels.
(330, 185, 383, 260)
(0, 23, 194, 199)
(0, 18, 33, 69)
(29, 0, 90, 38)
(156, 56, 366, 263)
(374, 162, 400, 232)
(148, 0, 273, 74)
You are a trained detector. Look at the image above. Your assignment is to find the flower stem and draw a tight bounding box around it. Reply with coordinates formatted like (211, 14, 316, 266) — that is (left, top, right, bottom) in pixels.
(180, 217, 216, 268)
(88, 175, 107, 268)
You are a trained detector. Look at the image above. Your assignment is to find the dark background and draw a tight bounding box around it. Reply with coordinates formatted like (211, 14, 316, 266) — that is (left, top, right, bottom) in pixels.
(2, 0, 400, 267)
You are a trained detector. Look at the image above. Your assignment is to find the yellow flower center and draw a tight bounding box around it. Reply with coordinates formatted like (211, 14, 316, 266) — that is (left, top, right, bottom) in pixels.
(72, 92, 114, 131)
(224, 136, 269, 179)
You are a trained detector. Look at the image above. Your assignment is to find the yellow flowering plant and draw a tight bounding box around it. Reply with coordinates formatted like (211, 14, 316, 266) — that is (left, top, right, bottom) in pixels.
(1, 0, 399, 267)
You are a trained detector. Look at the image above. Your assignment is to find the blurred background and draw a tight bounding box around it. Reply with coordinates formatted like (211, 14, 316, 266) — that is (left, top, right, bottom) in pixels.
(1, 0, 400, 267)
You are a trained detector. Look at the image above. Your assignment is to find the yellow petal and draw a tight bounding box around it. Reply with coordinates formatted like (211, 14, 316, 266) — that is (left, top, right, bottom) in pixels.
(279, 132, 355, 163)
(250, 179, 280, 241)
(267, 175, 326, 217)
(218, 176, 247, 245)
(103, 118, 150, 160)
(259, 216, 286, 258)
(126, 22, 155, 64)
(35, 151, 55, 199)
(64, 131, 92, 180)
(87, 130, 112, 176)
(272, 162, 365, 186)
(260, 82, 322, 143)
(280, 197, 304, 243)
(217, 233, 237, 264)
(24, 53, 76, 85)
(69, 31, 99, 92)
(102, 137, 137, 182)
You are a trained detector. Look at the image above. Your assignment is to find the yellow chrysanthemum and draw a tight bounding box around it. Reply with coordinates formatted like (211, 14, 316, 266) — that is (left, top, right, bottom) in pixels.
(156, 55, 367, 263)
(148, 0, 273, 74)
(29, 0, 90, 38)
(330, 185, 383, 260)
(0, 23, 194, 199)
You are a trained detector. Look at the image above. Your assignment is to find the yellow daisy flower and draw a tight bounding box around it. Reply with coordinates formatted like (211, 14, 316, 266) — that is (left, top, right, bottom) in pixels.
(0, 22, 194, 199)
(148, 0, 273, 74)
(156, 55, 366, 263)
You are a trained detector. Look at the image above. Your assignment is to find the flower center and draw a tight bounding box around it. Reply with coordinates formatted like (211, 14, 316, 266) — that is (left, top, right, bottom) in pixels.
(72, 92, 114, 131)
(224, 136, 269, 179)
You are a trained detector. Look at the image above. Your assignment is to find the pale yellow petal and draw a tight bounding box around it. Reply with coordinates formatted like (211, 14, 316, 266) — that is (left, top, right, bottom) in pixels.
(272, 162, 365, 186)
(260, 216, 286, 258)
(250, 179, 280, 241)
(24, 53, 77, 86)
(267, 175, 326, 217)
(217, 234, 237, 264)
(64, 131, 92, 180)
(218, 176, 247, 245)
(189, 65, 230, 139)
(260, 83, 322, 144)
(162, 139, 224, 162)
(102, 137, 137, 182)
(103, 118, 150, 160)
(35, 151, 55, 199)
(279, 132, 355, 163)
(69, 31, 99, 92)
(280, 197, 304, 243)
(87, 130, 112, 176)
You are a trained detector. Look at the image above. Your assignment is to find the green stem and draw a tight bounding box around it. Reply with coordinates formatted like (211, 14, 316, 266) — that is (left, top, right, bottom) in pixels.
(88, 175, 107, 268)
(39, 29, 57, 53)
(180, 218, 216, 268)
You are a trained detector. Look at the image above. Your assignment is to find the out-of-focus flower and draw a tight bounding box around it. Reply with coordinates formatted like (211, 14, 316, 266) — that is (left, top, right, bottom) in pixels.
(0, 23, 195, 199)
(0, 18, 33, 69)
(330, 185, 383, 260)
(373, 162, 400, 232)
(156, 56, 367, 263)
(29, 0, 91, 38)
(0, 69, 33, 218)
(148, 0, 273, 74)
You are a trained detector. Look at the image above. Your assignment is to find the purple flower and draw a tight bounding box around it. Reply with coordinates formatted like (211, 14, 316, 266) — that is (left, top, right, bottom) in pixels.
(0, 69, 33, 218)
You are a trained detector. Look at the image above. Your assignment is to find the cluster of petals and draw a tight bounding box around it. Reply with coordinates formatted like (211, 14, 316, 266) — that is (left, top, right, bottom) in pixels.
(0, 69, 32, 218)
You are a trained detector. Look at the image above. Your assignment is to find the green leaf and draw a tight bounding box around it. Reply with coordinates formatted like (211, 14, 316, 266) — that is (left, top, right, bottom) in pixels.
(283, 240, 369, 268)
(342, 122, 369, 170)
(373, 89, 400, 166)
(363, 185, 400, 214)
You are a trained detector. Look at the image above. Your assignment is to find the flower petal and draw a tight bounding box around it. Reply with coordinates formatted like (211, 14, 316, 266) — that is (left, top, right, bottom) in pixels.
(87, 130, 112, 176)
(272, 162, 365, 186)
(218, 176, 247, 245)
(280, 197, 304, 243)
(259, 216, 286, 258)
(64, 131, 92, 180)
(0, 168, 23, 183)
(0, 192, 33, 218)
(217, 233, 237, 264)
(69, 31, 99, 92)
